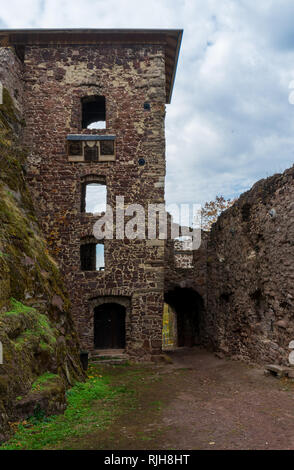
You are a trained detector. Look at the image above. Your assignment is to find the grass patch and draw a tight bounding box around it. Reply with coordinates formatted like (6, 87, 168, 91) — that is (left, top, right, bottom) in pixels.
(149, 400, 163, 410)
(0, 365, 126, 450)
(0, 363, 168, 450)
(137, 432, 153, 442)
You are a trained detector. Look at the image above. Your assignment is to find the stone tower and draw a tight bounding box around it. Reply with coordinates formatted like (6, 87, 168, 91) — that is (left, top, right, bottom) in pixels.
(0, 29, 182, 360)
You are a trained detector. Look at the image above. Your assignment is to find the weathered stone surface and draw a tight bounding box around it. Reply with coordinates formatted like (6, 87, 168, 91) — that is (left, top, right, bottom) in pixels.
(205, 166, 294, 366)
(22, 41, 167, 360)
(0, 48, 84, 442)
(276, 320, 288, 329)
(14, 375, 67, 420)
(265, 364, 290, 378)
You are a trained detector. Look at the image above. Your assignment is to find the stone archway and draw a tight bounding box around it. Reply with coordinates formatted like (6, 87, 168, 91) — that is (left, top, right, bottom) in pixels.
(164, 287, 205, 348)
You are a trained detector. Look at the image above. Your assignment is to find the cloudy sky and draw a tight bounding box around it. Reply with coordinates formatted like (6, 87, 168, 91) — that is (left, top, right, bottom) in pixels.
(1, 0, 294, 207)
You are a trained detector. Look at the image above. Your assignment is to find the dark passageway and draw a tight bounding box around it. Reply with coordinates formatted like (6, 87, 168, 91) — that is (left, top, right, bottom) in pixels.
(165, 287, 204, 347)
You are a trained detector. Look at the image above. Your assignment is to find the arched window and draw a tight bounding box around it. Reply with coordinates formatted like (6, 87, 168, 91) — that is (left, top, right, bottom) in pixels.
(81, 96, 106, 129)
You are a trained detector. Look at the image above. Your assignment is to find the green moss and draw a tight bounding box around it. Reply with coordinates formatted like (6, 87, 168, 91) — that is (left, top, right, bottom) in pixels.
(0, 88, 83, 441)
(0, 88, 26, 192)
(3, 298, 58, 349)
(0, 179, 70, 306)
(39, 340, 53, 352)
(0, 88, 20, 129)
(13, 336, 29, 351)
(4, 298, 34, 316)
(31, 373, 59, 392)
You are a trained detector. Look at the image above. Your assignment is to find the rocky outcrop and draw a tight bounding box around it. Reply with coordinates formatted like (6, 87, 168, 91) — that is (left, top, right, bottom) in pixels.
(0, 84, 84, 442)
(206, 166, 294, 365)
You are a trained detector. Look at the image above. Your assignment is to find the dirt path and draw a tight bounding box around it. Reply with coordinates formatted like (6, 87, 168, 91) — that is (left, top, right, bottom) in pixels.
(160, 349, 294, 450)
(59, 348, 294, 450)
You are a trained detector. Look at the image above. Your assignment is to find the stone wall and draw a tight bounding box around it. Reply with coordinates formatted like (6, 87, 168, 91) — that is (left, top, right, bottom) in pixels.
(165, 231, 208, 299)
(206, 166, 294, 365)
(0, 47, 84, 442)
(0, 47, 24, 113)
(164, 219, 208, 346)
(23, 43, 167, 359)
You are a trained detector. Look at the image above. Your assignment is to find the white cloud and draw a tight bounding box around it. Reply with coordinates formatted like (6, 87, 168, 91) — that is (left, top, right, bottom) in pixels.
(0, 0, 44, 27)
(1, 0, 294, 206)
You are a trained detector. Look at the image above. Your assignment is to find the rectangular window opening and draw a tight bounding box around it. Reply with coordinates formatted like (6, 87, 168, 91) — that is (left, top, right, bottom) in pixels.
(80, 243, 96, 271)
(81, 182, 107, 214)
(80, 243, 105, 271)
(96, 244, 105, 271)
(82, 96, 106, 129)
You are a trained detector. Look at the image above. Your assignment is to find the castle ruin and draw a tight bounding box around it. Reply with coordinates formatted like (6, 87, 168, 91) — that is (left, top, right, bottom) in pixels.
(1, 28, 294, 366)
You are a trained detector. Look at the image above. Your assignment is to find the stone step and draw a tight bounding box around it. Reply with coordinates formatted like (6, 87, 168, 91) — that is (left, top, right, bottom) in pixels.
(91, 354, 126, 360)
(264, 364, 291, 378)
(90, 353, 128, 365)
(91, 359, 128, 365)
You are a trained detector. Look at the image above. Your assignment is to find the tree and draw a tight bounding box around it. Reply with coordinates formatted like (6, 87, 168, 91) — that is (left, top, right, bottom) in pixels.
(201, 195, 235, 231)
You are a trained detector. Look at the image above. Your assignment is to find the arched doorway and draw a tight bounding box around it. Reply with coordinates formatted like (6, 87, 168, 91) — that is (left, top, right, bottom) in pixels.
(164, 287, 204, 348)
(94, 303, 126, 349)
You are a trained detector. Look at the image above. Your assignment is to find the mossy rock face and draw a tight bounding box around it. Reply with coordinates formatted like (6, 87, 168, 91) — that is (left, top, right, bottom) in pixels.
(14, 374, 67, 421)
(0, 87, 85, 442)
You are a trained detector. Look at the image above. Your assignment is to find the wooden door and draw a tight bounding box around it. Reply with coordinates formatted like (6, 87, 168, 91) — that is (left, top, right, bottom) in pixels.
(94, 303, 126, 349)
